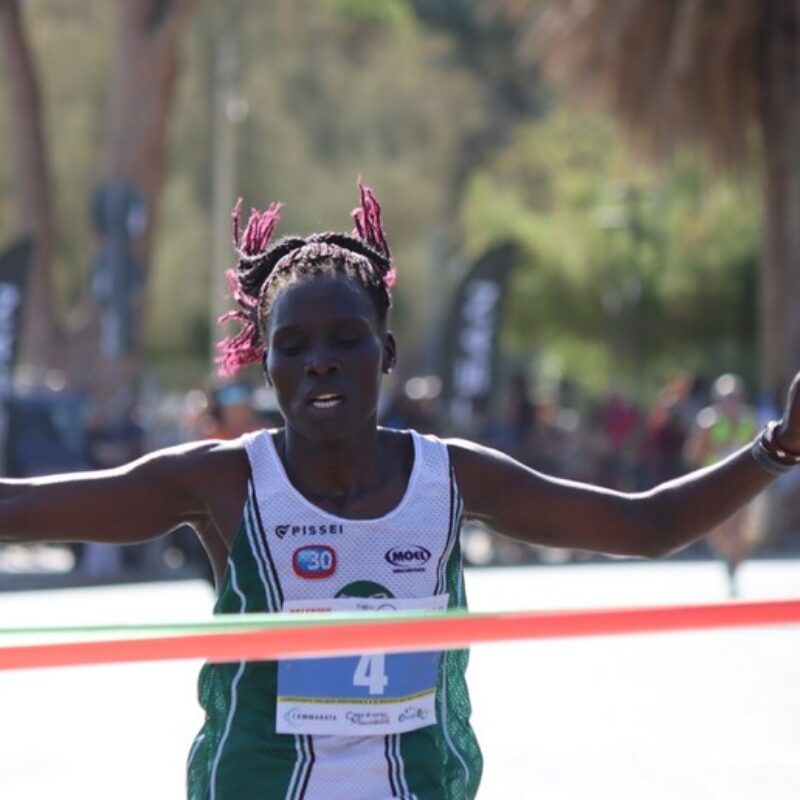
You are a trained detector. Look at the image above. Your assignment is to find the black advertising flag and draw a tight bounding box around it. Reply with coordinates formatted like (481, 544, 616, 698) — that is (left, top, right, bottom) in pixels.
(443, 242, 517, 428)
(0, 239, 31, 473)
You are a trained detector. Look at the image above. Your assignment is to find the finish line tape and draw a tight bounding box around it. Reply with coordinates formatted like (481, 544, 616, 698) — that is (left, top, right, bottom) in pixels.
(1, 598, 799, 671)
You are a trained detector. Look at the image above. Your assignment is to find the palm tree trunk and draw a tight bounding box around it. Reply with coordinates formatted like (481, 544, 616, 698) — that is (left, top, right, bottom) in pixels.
(0, 0, 59, 376)
(89, 0, 197, 410)
(107, 0, 197, 267)
(759, 0, 800, 402)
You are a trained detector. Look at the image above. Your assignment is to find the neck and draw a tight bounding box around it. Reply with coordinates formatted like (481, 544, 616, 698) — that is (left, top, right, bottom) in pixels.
(280, 423, 383, 504)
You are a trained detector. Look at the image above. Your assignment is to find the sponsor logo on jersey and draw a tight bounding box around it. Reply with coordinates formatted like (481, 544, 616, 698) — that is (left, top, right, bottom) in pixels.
(334, 581, 397, 611)
(335, 581, 395, 600)
(398, 706, 429, 723)
(293, 545, 337, 579)
(284, 707, 338, 726)
(346, 711, 390, 727)
(385, 544, 432, 573)
(275, 523, 345, 539)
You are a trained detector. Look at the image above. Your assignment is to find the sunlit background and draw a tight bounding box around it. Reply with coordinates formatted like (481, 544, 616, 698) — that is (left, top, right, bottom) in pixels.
(1, 1, 800, 797)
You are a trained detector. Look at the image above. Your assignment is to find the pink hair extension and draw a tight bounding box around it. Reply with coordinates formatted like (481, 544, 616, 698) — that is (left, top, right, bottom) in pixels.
(231, 198, 243, 248)
(217, 199, 285, 375)
(215, 269, 264, 375)
(352, 176, 391, 263)
(224, 266, 256, 310)
(215, 309, 263, 376)
(239, 201, 284, 256)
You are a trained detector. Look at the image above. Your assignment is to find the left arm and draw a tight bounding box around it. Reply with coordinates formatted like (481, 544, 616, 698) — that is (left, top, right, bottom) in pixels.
(449, 373, 800, 558)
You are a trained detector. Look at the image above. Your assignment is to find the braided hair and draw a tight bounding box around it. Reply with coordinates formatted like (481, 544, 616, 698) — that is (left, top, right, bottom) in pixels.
(217, 178, 396, 376)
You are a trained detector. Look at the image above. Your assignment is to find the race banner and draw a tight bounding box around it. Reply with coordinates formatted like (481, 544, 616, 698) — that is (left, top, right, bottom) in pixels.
(0, 239, 31, 474)
(442, 242, 517, 429)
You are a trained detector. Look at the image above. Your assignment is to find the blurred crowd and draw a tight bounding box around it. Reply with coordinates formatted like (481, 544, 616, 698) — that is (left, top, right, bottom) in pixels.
(384, 371, 740, 488)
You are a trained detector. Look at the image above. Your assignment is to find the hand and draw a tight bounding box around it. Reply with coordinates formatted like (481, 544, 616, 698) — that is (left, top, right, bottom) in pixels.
(776, 371, 800, 454)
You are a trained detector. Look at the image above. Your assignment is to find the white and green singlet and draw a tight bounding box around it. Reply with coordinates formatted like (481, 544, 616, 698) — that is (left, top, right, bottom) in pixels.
(187, 429, 482, 800)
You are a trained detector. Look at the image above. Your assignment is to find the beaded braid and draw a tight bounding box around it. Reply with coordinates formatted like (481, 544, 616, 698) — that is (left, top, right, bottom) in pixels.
(216, 180, 394, 376)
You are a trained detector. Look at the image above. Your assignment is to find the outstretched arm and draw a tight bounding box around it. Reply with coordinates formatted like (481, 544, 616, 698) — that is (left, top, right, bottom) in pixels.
(450, 373, 800, 558)
(0, 440, 246, 546)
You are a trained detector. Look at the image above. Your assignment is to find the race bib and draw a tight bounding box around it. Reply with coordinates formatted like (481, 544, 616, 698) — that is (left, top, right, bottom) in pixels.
(276, 595, 448, 736)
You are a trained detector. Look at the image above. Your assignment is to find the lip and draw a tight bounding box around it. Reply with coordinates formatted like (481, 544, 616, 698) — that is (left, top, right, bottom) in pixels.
(305, 388, 346, 410)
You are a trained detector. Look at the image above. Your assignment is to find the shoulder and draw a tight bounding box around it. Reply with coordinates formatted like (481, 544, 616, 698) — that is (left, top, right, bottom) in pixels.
(444, 438, 523, 507)
(134, 436, 252, 496)
(445, 437, 517, 472)
(139, 435, 250, 465)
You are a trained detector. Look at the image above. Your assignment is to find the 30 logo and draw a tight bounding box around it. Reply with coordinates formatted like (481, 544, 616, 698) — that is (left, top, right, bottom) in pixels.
(385, 545, 431, 573)
(293, 545, 337, 579)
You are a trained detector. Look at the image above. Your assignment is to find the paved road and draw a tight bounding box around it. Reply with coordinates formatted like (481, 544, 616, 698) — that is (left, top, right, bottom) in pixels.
(1, 559, 799, 799)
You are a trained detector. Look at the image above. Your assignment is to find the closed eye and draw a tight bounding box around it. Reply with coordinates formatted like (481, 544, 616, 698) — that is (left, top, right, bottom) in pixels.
(335, 333, 364, 346)
(333, 323, 368, 347)
(274, 336, 307, 355)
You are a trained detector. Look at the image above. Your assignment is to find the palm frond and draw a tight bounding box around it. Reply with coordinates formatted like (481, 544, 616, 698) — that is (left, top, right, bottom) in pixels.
(514, 0, 765, 167)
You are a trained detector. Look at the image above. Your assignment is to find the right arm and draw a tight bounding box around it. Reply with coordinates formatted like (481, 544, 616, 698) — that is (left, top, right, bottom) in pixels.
(0, 440, 245, 546)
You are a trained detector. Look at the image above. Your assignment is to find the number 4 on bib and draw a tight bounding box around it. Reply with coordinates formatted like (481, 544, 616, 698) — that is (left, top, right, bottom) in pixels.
(353, 654, 388, 695)
(277, 595, 448, 735)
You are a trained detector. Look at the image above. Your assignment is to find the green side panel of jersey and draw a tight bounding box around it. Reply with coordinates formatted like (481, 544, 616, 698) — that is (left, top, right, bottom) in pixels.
(399, 531, 483, 799)
(188, 660, 297, 799)
(187, 514, 297, 799)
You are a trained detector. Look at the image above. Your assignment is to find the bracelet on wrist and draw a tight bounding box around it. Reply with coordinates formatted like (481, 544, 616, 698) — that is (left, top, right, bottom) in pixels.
(763, 421, 800, 463)
(751, 421, 800, 475)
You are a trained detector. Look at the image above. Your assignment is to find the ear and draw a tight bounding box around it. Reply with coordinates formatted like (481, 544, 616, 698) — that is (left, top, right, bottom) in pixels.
(382, 332, 397, 375)
(262, 351, 273, 386)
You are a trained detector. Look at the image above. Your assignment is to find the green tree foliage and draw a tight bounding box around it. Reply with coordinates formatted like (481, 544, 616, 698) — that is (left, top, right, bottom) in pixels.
(0, 0, 484, 381)
(0, 2, 111, 322)
(460, 107, 759, 394)
(0, 0, 762, 400)
(320, 0, 413, 26)
(149, 0, 484, 372)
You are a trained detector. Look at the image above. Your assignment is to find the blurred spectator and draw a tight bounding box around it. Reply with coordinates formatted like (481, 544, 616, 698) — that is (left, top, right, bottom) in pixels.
(191, 383, 262, 440)
(684, 374, 763, 596)
(382, 375, 441, 434)
(525, 394, 568, 476)
(87, 404, 144, 468)
(477, 374, 534, 459)
(639, 371, 694, 487)
(595, 388, 641, 489)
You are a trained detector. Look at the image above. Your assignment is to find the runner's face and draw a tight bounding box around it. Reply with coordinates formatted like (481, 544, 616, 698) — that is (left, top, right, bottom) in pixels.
(265, 276, 394, 440)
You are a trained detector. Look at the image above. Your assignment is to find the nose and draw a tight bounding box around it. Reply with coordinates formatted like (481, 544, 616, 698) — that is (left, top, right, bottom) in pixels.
(305, 347, 339, 376)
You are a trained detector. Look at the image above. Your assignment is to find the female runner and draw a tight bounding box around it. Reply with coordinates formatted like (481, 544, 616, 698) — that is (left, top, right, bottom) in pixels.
(2, 181, 799, 800)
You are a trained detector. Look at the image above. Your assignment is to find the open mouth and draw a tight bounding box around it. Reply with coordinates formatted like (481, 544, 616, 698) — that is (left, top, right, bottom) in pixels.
(309, 393, 344, 409)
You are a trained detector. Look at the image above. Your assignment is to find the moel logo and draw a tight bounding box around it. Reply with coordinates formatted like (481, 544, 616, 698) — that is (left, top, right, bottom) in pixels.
(293, 545, 337, 579)
(384, 545, 431, 573)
